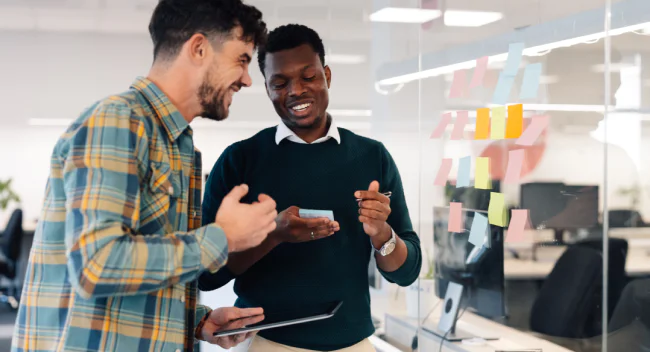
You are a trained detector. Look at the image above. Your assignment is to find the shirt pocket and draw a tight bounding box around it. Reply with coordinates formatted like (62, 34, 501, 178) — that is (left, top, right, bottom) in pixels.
(140, 161, 181, 235)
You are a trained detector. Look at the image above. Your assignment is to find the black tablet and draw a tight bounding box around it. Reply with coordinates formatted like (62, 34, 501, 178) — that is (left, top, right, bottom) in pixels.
(213, 301, 343, 337)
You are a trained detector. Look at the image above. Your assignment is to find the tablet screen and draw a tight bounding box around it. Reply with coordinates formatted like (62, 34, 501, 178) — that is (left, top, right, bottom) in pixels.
(213, 301, 342, 337)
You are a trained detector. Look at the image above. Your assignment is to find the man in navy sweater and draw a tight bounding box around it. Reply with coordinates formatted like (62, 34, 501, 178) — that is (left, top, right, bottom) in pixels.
(199, 24, 422, 352)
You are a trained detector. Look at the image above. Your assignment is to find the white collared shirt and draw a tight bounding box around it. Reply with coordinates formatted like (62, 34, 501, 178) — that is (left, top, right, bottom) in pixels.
(275, 118, 341, 145)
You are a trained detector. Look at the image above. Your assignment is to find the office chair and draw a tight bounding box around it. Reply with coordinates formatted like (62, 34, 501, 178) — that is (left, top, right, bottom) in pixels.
(605, 279, 650, 351)
(0, 209, 23, 309)
(608, 210, 645, 228)
(530, 246, 603, 339)
(573, 237, 628, 323)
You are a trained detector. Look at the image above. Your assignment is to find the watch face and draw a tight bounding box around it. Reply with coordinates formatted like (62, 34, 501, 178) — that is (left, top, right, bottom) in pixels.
(382, 242, 396, 256)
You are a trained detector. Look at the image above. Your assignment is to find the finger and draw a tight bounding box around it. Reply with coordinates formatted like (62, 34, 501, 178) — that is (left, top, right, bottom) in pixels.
(235, 307, 264, 318)
(224, 314, 265, 330)
(329, 221, 340, 231)
(313, 224, 335, 238)
(224, 184, 249, 202)
(244, 330, 258, 340)
(354, 191, 390, 203)
(253, 196, 277, 214)
(359, 208, 388, 221)
(301, 217, 331, 228)
(359, 215, 380, 224)
(368, 180, 380, 192)
(359, 200, 390, 213)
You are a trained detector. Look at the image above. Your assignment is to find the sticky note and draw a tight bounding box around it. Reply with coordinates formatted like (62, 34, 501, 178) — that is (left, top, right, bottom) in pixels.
(451, 111, 469, 140)
(475, 157, 491, 190)
(520, 63, 542, 99)
(449, 69, 468, 98)
(492, 73, 515, 105)
(469, 56, 489, 88)
(506, 104, 524, 139)
(503, 42, 524, 77)
(504, 149, 525, 184)
(434, 158, 453, 186)
(299, 209, 334, 221)
(507, 209, 529, 243)
(516, 115, 549, 146)
(488, 192, 508, 227)
(490, 106, 506, 140)
(431, 112, 453, 139)
(468, 212, 489, 247)
(456, 156, 471, 188)
(474, 108, 490, 140)
(448, 202, 463, 233)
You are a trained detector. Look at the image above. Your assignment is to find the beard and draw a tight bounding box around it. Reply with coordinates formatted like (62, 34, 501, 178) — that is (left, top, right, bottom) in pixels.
(198, 70, 229, 121)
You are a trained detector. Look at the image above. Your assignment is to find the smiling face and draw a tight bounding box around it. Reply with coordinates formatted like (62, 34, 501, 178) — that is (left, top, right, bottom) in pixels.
(198, 27, 254, 121)
(263, 43, 331, 129)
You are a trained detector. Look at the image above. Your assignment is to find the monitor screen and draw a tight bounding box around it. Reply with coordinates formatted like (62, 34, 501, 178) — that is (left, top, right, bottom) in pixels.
(520, 183, 599, 229)
(433, 206, 506, 319)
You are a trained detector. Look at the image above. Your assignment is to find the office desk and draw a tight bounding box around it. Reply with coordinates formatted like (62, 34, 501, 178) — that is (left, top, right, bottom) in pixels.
(383, 299, 571, 352)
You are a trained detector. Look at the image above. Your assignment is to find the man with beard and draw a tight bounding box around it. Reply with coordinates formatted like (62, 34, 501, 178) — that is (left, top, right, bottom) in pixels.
(11, 1, 277, 351)
(200, 24, 422, 352)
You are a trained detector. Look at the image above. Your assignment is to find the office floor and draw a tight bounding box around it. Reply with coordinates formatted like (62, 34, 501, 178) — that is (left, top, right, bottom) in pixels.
(0, 305, 15, 352)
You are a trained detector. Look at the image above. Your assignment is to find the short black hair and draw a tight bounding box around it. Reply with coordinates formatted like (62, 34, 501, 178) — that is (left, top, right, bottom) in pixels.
(149, 0, 267, 61)
(257, 24, 326, 76)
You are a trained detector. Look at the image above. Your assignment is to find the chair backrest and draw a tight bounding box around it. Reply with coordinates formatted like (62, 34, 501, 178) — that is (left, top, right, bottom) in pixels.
(609, 279, 650, 333)
(574, 237, 629, 321)
(3, 209, 23, 262)
(530, 246, 603, 338)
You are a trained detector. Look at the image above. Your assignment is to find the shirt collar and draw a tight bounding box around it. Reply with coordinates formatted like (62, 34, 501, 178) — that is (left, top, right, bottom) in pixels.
(275, 115, 341, 145)
(130, 76, 190, 141)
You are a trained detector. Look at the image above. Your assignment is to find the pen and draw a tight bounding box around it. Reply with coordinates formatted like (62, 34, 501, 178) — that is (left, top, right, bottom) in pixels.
(356, 191, 392, 202)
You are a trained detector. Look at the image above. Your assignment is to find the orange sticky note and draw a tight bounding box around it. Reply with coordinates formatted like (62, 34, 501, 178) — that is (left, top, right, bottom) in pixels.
(506, 104, 524, 139)
(448, 202, 463, 233)
(475, 108, 490, 140)
(507, 209, 529, 243)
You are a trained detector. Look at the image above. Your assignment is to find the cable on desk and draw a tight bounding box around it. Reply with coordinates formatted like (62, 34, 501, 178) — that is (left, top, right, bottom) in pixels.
(438, 307, 468, 352)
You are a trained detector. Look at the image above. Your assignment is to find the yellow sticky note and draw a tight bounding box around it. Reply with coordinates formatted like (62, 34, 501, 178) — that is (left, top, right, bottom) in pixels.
(490, 106, 506, 140)
(506, 104, 524, 139)
(488, 192, 508, 227)
(475, 157, 492, 190)
(475, 108, 490, 140)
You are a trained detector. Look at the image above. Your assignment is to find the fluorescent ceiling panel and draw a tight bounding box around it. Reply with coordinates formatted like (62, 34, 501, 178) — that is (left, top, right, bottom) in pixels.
(369, 7, 441, 24)
(444, 10, 503, 27)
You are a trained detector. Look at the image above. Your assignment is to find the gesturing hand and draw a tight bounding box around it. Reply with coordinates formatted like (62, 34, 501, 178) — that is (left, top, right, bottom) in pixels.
(355, 181, 391, 237)
(216, 184, 278, 253)
(272, 206, 340, 244)
(200, 307, 264, 349)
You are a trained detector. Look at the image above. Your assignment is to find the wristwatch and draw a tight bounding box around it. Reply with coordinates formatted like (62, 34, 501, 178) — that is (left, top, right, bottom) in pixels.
(372, 230, 396, 256)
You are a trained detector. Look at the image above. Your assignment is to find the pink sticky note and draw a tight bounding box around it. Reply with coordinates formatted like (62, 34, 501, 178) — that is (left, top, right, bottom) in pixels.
(434, 158, 453, 186)
(469, 56, 489, 88)
(449, 69, 468, 98)
(516, 116, 549, 146)
(431, 112, 453, 139)
(448, 202, 463, 233)
(450, 111, 469, 140)
(507, 209, 529, 243)
(504, 149, 525, 184)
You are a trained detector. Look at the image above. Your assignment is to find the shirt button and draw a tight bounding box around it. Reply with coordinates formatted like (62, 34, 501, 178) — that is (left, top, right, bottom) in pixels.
(180, 295, 185, 303)
(193, 211, 198, 217)
(168, 186, 174, 195)
(175, 349, 181, 352)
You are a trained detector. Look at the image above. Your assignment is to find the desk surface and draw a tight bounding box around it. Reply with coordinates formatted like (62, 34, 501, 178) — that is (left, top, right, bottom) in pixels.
(383, 300, 572, 352)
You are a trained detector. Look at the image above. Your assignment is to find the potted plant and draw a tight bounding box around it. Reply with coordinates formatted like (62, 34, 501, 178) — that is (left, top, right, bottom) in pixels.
(0, 178, 20, 211)
(406, 248, 436, 319)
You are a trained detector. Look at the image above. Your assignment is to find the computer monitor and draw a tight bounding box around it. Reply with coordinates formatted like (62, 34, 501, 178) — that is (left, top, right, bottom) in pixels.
(445, 181, 500, 212)
(520, 182, 599, 230)
(433, 206, 506, 320)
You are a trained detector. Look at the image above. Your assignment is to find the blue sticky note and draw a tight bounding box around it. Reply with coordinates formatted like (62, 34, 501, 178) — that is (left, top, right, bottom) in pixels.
(503, 42, 524, 77)
(468, 212, 489, 248)
(299, 209, 334, 221)
(492, 73, 515, 105)
(456, 156, 471, 188)
(520, 63, 542, 99)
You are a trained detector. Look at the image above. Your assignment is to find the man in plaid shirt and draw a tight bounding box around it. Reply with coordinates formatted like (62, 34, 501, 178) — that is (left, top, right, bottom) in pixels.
(11, 1, 276, 351)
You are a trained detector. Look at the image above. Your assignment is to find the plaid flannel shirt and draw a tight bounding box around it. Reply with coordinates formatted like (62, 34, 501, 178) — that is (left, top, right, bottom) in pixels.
(12, 77, 228, 352)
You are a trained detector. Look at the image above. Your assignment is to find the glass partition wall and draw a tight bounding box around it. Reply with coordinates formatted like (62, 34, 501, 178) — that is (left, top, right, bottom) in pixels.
(369, 0, 650, 351)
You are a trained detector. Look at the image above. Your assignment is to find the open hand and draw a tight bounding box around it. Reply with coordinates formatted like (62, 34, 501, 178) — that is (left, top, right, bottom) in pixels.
(272, 206, 340, 243)
(200, 307, 264, 349)
(355, 181, 391, 237)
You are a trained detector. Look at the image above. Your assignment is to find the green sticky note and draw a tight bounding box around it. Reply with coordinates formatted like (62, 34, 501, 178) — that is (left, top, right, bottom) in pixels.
(490, 106, 506, 140)
(488, 192, 508, 227)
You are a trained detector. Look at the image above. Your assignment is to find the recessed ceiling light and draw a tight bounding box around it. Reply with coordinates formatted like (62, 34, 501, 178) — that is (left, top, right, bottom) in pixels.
(369, 7, 442, 24)
(444, 10, 503, 27)
(328, 54, 367, 65)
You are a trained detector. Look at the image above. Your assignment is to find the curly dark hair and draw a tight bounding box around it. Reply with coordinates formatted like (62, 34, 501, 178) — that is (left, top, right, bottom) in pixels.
(257, 24, 325, 76)
(149, 0, 267, 61)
